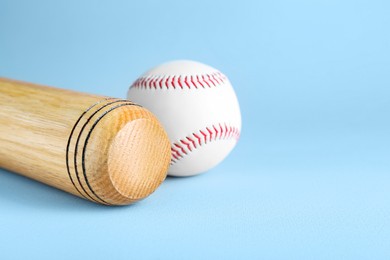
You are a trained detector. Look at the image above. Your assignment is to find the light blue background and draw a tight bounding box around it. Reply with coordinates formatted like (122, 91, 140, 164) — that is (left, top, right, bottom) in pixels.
(0, 0, 389, 259)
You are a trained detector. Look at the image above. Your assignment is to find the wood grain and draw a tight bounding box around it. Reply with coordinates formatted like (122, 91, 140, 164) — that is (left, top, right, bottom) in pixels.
(0, 78, 171, 205)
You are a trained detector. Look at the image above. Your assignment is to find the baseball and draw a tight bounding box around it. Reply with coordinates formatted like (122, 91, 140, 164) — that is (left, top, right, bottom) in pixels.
(127, 60, 241, 176)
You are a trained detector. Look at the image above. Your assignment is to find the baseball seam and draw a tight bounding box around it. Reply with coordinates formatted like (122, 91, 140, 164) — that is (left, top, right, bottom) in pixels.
(131, 71, 227, 90)
(170, 123, 240, 164)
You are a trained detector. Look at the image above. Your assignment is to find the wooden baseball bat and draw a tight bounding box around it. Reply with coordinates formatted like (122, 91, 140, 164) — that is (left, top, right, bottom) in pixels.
(0, 78, 171, 205)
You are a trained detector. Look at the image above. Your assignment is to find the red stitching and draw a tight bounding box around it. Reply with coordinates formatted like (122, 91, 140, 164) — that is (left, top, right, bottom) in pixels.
(133, 78, 139, 87)
(197, 75, 204, 88)
(180, 139, 192, 152)
(142, 77, 146, 88)
(143, 77, 149, 88)
(206, 127, 213, 140)
(212, 73, 220, 84)
(172, 153, 179, 160)
(216, 72, 226, 83)
(165, 76, 169, 89)
(171, 147, 180, 155)
(224, 124, 228, 139)
(200, 130, 208, 144)
(171, 76, 176, 89)
(186, 136, 197, 149)
(193, 133, 202, 146)
(213, 125, 219, 140)
(148, 77, 154, 89)
(202, 75, 211, 88)
(178, 76, 183, 89)
(171, 123, 240, 164)
(153, 77, 158, 89)
(174, 143, 187, 155)
(184, 76, 191, 89)
(208, 74, 216, 86)
(149, 77, 155, 89)
(131, 70, 228, 89)
(190, 75, 196, 89)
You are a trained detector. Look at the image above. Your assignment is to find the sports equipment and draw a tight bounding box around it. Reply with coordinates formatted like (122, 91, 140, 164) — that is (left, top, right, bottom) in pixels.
(0, 78, 171, 205)
(128, 60, 241, 176)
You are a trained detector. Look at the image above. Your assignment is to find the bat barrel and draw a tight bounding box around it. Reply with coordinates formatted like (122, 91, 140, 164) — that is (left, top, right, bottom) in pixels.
(0, 78, 171, 205)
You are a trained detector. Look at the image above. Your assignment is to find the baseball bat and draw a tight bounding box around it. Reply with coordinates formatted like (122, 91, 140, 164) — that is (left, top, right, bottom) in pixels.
(0, 78, 171, 205)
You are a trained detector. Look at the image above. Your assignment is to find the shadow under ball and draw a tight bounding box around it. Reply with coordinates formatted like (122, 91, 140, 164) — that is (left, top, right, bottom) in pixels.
(0, 78, 171, 205)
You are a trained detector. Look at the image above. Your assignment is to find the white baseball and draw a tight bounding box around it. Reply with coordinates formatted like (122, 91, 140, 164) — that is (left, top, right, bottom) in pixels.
(127, 60, 241, 176)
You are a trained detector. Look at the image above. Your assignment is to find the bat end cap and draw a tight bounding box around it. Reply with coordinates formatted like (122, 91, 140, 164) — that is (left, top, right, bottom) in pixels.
(107, 118, 170, 204)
